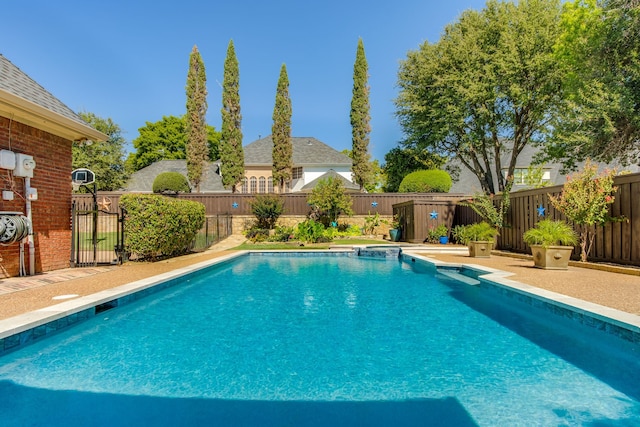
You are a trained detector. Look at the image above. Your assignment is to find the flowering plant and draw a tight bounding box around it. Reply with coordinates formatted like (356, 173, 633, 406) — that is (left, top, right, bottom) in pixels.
(549, 160, 620, 262)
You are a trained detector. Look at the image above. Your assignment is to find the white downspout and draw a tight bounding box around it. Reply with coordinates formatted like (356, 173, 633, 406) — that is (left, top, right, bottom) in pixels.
(24, 177, 35, 276)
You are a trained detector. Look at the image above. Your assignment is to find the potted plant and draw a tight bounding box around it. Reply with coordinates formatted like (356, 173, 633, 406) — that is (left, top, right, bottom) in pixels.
(523, 219, 578, 270)
(425, 224, 449, 244)
(462, 222, 498, 258)
(388, 214, 402, 242)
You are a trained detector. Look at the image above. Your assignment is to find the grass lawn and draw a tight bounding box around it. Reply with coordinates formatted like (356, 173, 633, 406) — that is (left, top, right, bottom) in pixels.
(75, 231, 119, 251)
(233, 238, 390, 250)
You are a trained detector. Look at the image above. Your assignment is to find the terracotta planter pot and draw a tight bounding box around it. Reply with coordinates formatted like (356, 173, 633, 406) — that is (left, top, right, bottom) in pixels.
(530, 245, 573, 270)
(468, 241, 493, 258)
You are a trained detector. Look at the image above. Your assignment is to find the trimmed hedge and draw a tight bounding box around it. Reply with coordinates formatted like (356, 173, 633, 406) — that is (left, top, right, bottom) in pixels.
(399, 169, 452, 193)
(152, 172, 191, 194)
(120, 194, 205, 260)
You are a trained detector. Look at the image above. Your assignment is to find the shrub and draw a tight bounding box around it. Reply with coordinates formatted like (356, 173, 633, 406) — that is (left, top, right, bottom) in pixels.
(295, 219, 326, 243)
(244, 227, 270, 243)
(249, 194, 285, 229)
(152, 172, 191, 194)
(120, 194, 205, 259)
(549, 160, 619, 261)
(268, 226, 295, 242)
(307, 177, 354, 226)
(398, 170, 452, 193)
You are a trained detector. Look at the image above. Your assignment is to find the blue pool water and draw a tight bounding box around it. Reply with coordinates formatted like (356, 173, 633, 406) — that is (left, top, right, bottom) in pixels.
(1, 254, 639, 426)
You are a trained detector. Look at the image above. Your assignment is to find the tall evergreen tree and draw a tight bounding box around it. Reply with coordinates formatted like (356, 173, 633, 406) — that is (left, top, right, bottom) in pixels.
(220, 40, 245, 193)
(185, 45, 208, 192)
(272, 64, 293, 193)
(350, 38, 373, 192)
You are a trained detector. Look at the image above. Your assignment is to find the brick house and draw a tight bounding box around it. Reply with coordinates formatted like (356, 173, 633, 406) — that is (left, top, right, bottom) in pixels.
(0, 54, 106, 277)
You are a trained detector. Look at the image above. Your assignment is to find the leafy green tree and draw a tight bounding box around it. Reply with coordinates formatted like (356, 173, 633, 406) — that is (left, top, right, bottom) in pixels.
(74, 112, 128, 191)
(382, 147, 446, 192)
(350, 38, 373, 192)
(126, 115, 220, 172)
(220, 39, 245, 192)
(307, 176, 354, 226)
(395, 0, 564, 194)
(543, 0, 640, 169)
(272, 64, 293, 193)
(341, 149, 385, 192)
(185, 45, 209, 192)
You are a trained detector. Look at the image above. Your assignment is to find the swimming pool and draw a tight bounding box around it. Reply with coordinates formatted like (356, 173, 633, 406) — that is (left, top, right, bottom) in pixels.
(1, 252, 639, 426)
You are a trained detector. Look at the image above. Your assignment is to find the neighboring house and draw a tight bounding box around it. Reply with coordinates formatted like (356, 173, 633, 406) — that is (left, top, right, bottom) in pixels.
(241, 136, 358, 193)
(124, 135, 358, 194)
(0, 54, 107, 277)
(123, 160, 229, 193)
(447, 143, 640, 195)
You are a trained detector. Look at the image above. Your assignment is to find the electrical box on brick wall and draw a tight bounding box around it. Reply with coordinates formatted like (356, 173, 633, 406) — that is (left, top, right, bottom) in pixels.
(0, 150, 16, 170)
(14, 153, 36, 178)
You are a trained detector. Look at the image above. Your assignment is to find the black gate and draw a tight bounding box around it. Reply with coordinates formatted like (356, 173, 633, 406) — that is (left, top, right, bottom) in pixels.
(70, 196, 125, 267)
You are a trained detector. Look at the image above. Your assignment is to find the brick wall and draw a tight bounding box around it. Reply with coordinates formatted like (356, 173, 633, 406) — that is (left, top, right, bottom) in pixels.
(0, 116, 73, 277)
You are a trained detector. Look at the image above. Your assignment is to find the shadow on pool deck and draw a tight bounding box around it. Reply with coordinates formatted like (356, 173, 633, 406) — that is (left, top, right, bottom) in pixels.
(0, 380, 478, 427)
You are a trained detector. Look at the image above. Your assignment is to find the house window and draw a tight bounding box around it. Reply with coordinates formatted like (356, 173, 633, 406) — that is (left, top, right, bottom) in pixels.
(505, 168, 551, 186)
(259, 177, 266, 193)
(268, 177, 274, 193)
(240, 177, 248, 193)
(250, 176, 257, 193)
(292, 167, 303, 180)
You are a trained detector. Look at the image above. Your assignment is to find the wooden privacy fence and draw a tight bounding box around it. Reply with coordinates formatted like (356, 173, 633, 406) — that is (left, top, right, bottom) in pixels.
(73, 192, 466, 216)
(454, 172, 640, 266)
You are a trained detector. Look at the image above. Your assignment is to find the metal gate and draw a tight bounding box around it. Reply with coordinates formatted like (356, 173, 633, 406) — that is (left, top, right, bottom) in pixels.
(70, 196, 125, 267)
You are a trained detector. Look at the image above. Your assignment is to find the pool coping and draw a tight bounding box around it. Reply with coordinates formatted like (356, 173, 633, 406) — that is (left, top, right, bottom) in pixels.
(402, 250, 640, 335)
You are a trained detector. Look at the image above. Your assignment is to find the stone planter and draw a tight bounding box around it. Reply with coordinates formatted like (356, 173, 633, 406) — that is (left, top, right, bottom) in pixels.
(530, 245, 573, 270)
(468, 241, 493, 258)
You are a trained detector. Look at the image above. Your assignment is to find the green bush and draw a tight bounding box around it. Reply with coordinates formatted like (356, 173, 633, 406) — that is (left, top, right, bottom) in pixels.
(399, 170, 452, 193)
(307, 177, 354, 226)
(244, 227, 270, 243)
(152, 172, 191, 194)
(120, 194, 205, 259)
(268, 226, 296, 242)
(249, 194, 285, 229)
(295, 219, 326, 243)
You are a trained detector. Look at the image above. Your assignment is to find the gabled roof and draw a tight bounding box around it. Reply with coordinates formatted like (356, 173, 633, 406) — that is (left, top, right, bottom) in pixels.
(244, 136, 352, 166)
(0, 54, 106, 142)
(123, 160, 229, 193)
(300, 169, 360, 193)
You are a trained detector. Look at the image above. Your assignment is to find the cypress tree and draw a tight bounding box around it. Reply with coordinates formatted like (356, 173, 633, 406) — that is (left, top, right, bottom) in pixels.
(350, 38, 373, 192)
(185, 45, 208, 192)
(220, 40, 245, 193)
(271, 64, 292, 193)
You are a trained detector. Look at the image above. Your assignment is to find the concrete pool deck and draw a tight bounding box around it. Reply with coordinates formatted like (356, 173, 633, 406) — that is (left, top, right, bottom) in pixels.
(0, 236, 639, 322)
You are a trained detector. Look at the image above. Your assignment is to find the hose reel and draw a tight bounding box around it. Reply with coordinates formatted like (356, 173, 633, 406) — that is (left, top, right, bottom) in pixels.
(0, 212, 30, 245)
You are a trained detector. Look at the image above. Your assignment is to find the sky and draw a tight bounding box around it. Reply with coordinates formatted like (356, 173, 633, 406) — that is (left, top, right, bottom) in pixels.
(1, 0, 487, 163)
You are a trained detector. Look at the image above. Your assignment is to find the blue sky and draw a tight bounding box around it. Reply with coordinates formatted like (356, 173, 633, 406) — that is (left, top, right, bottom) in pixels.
(2, 0, 486, 162)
